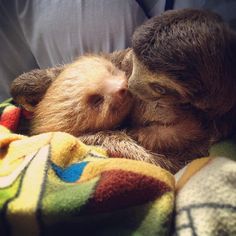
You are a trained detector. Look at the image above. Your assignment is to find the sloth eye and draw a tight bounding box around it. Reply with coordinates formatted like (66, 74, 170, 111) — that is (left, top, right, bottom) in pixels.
(88, 94, 104, 107)
(149, 83, 166, 95)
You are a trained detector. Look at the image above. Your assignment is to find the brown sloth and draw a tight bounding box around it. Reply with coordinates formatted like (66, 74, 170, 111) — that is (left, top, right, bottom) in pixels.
(127, 8, 236, 164)
(11, 9, 236, 173)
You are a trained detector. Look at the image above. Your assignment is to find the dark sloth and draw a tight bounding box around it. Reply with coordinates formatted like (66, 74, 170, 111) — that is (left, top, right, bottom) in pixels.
(126, 8, 236, 167)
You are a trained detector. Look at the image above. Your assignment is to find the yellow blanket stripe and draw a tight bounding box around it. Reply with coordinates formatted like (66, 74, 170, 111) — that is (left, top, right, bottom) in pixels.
(0, 133, 52, 176)
(6, 145, 49, 236)
(78, 158, 175, 189)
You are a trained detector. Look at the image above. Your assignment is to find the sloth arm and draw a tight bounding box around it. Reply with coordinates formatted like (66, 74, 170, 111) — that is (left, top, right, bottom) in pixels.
(127, 118, 209, 157)
(10, 66, 65, 110)
(78, 130, 175, 171)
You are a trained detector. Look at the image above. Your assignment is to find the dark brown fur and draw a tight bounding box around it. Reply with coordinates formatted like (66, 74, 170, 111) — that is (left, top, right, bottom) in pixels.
(10, 66, 65, 111)
(126, 8, 236, 168)
(131, 8, 236, 120)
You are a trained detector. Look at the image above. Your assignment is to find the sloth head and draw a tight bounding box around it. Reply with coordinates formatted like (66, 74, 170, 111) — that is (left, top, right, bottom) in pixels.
(31, 55, 133, 136)
(129, 9, 236, 116)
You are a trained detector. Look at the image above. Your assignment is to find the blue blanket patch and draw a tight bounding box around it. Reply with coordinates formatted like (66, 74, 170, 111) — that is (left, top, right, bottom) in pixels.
(51, 161, 89, 182)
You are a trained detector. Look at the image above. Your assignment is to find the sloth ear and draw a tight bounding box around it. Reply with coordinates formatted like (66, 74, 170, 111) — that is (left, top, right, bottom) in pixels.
(104, 48, 133, 78)
(10, 66, 65, 112)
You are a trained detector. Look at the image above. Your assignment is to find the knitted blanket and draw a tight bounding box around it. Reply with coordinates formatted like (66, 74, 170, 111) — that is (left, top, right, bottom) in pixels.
(0, 99, 236, 236)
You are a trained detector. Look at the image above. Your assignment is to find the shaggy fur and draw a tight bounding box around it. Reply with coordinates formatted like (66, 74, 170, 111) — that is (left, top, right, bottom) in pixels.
(31, 55, 133, 136)
(126, 9, 236, 168)
(10, 66, 65, 112)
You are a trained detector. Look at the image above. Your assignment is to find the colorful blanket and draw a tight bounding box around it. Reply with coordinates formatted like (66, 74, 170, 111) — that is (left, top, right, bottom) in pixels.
(0, 99, 236, 236)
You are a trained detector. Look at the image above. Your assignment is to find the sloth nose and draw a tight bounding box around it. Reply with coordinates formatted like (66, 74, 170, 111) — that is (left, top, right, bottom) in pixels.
(115, 88, 128, 98)
(104, 77, 128, 97)
(112, 81, 129, 103)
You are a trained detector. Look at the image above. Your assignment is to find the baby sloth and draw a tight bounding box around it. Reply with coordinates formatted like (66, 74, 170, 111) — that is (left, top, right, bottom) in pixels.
(31, 55, 133, 136)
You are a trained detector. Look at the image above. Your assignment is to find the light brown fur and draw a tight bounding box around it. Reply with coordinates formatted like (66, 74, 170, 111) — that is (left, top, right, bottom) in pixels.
(31, 55, 133, 136)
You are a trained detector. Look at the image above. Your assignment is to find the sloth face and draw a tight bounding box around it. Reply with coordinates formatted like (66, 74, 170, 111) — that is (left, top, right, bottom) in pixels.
(129, 9, 236, 114)
(128, 54, 191, 107)
(31, 56, 133, 136)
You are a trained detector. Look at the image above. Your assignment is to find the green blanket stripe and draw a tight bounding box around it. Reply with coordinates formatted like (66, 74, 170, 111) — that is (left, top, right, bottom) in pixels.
(41, 170, 99, 219)
(210, 139, 236, 161)
(43, 192, 173, 236)
(137, 192, 174, 236)
(0, 98, 13, 108)
(0, 98, 14, 114)
(0, 175, 23, 236)
(0, 175, 22, 209)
